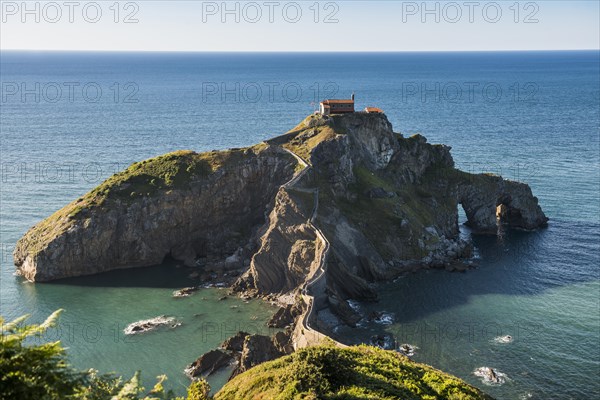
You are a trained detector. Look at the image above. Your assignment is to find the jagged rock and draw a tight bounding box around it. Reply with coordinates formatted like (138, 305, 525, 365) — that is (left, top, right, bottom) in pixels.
(172, 286, 199, 298)
(459, 176, 548, 233)
(474, 366, 507, 385)
(221, 331, 249, 352)
(14, 145, 296, 281)
(328, 296, 362, 327)
(230, 334, 283, 378)
(272, 330, 294, 354)
(14, 112, 548, 331)
(370, 334, 396, 350)
(218, 330, 293, 380)
(398, 343, 418, 357)
(185, 349, 233, 378)
(268, 303, 302, 328)
(233, 188, 322, 294)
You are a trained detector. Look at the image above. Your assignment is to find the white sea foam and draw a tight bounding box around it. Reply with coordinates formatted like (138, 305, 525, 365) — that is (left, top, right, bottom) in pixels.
(492, 334, 514, 344)
(473, 367, 508, 385)
(123, 316, 180, 335)
(172, 287, 199, 298)
(373, 312, 394, 325)
(397, 343, 418, 357)
(347, 299, 361, 312)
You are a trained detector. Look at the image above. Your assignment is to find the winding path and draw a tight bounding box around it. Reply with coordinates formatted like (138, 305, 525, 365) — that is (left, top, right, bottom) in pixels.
(278, 147, 344, 348)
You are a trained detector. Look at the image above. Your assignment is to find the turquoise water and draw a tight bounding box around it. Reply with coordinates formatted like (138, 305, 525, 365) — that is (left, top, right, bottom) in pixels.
(6, 262, 279, 394)
(1, 51, 599, 398)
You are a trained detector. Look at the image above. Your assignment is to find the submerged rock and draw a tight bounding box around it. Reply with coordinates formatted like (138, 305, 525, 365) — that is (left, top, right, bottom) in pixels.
(397, 343, 418, 357)
(474, 366, 507, 385)
(123, 316, 180, 335)
(329, 296, 362, 327)
(172, 286, 199, 298)
(492, 334, 514, 344)
(367, 311, 394, 325)
(370, 334, 396, 350)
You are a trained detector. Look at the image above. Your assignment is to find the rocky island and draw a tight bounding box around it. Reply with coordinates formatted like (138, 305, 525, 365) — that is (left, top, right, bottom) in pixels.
(14, 112, 547, 393)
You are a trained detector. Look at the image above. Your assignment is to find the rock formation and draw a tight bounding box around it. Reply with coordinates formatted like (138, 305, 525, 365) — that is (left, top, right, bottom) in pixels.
(185, 349, 233, 378)
(14, 113, 548, 316)
(13, 145, 296, 281)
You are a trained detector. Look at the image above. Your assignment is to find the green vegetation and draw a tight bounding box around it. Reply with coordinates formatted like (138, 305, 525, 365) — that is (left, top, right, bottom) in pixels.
(279, 116, 338, 162)
(330, 164, 455, 260)
(18, 144, 269, 257)
(83, 147, 257, 206)
(2, 311, 491, 400)
(0, 310, 209, 400)
(215, 345, 492, 400)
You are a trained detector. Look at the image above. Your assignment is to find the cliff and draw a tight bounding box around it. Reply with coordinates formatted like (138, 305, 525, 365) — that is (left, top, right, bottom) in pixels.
(14, 144, 296, 281)
(14, 113, 548, 298)
(236, 113, 547, 308)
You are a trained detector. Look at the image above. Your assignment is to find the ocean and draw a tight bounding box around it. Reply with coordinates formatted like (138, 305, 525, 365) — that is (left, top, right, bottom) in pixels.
(1, 51, 598, 398)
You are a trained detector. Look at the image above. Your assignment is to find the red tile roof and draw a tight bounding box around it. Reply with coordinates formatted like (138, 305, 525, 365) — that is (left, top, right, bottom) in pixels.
(321, 99, 354, 105)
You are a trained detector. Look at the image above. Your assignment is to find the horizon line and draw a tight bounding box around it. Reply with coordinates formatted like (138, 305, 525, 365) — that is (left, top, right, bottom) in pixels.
(1, 48, 599, 54)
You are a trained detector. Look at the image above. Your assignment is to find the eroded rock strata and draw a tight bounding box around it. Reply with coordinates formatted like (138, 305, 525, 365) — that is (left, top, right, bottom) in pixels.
(14, 145, 296, 281)
(14, 112, 547, 308)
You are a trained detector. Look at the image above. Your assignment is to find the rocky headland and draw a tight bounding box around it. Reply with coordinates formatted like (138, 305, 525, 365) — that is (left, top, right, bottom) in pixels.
(14, 112, 547, 385)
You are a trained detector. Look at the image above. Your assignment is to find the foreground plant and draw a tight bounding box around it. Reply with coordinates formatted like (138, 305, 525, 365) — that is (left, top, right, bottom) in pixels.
(0, 310, 209, 400)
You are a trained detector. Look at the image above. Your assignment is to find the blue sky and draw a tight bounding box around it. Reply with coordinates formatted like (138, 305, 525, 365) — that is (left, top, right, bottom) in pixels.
(1, 1, 599, 51)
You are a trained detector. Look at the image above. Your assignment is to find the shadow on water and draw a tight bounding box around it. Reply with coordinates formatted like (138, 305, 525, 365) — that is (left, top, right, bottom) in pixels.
(364, 218, 600, 325)
(44, 257, 199, 289)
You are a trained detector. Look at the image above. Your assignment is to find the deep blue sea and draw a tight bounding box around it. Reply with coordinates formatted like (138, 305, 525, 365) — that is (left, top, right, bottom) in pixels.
(1, 51, 599, 398)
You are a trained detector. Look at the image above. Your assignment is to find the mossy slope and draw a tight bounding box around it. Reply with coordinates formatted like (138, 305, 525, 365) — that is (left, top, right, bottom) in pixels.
(215, 345, 492, 400)
(17, 144, 271, 259)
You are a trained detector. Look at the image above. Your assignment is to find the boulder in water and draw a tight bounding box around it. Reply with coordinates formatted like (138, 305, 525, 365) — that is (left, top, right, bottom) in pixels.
(370, 334, 395, 350)
(474, 367, 507, 385)
(221, 331, 249, 352)
(123, 316, 180, 335)
(185, 349, 233, 378)
(172, 286, 199, 298)
(397, 343, 418, 357)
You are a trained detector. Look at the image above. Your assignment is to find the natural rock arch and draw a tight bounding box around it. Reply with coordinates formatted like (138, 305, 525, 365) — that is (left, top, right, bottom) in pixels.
(458, 175, 548, 234)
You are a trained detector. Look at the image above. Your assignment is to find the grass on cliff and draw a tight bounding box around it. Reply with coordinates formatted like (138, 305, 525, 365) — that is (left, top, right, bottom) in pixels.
(19, 144, 269, 256)
(274, 115, 338, 162)
(3, 310, 491, 400)
(215, 345, 492, 400)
